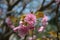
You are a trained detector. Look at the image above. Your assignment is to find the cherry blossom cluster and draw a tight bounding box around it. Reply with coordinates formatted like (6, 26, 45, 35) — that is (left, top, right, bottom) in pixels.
(38, 15, 48, 32)
(5, 13, 48, 39)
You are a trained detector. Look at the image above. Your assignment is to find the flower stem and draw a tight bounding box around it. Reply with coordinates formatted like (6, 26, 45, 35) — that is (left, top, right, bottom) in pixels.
(24, 35, 27, 40)
(32, 30, 33, 40)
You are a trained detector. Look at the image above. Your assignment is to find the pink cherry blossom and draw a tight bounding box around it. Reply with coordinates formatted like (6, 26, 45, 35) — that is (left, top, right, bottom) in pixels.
(42, 15, 48, 22)
(19, 21, 23, 25)
(38, 15, 48, 32)
(41, 15, 48, 26)
(5, 17, 15, 29)
(9, 25, 15, 29)
(24, 13, 36, 25)
(13, 25, 28, 37)
(55, 0, 60, 3)
(5, 17, 12, 25)
(13, 26, 21, 32)
(38, 26, 44, 32)
(18, 26, 28, 37)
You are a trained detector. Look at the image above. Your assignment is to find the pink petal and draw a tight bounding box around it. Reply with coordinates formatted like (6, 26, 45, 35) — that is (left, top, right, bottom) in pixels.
(19, 21, 23, 25)
(5, 17, 12, 25)
(24, 13, 36, 25)
(10, 25, 15, 29)
(13, 27, 20, 32)
(38, 26, 44, 32)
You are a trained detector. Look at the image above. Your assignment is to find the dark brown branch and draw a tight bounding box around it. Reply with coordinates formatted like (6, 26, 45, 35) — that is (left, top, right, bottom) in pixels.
(19, 0, 32, 15)
(23, 35, 27, 40)
(10, 0, 21, 10)
(55, 3, 60, 32)
(4, 30, 14, 38)
(38, 0, 55, 11)
(19, 4, 27, 15)
(55, 3, 60, 40)
(49, 8, 56, 14)
(6, 0, 9, 4)
(7, 0, 21, 11)
(41, 0, 45, 8)
(4, 30, 20, 38)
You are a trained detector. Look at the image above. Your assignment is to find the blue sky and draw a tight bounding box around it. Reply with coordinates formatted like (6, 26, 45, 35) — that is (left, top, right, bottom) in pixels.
(0, 0, 59, 20)
(12, 0, 53, 14)
(13, 0, 43, 13)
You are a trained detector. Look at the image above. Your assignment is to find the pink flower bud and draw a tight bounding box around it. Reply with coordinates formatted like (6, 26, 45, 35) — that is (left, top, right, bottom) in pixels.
(41, 15, 48, 26)
(19, 21, 23, 25)
(5, 17, 15, 29)
(5, 17, 12, 25)
(38, 26, 44, 32)
(10, 25, 15, 29)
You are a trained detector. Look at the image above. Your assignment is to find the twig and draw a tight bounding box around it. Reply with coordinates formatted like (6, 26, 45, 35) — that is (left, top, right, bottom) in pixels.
(19, 0, 32, 15)
(6, 0, 9, 4)
(32, 30, 33, 40)
(41, 0, 45, 8)
(38, 0, 55, 11)
(10, 0, 21, 10)
(23, 35, 27, 40)
(6, 0, 21, 11)
(4, 30, 14, 38)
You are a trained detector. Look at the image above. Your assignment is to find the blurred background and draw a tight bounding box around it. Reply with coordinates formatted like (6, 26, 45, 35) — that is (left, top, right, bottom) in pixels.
(0, 0, 60, 40)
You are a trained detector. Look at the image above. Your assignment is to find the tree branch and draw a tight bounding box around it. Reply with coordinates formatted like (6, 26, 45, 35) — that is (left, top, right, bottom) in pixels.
(4, 30, 14, 38)
(55, 3, 60, 32)
(38, 0, 55, 11)
(6, 0, 9, 4)
(19, 0, 32, 15)
(10, 0, 21, 10)
(41, 0, 45, 8)
(19, 4, 26, 15)
(7, 0, 21, 11)
(55, 3, 60, 40)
